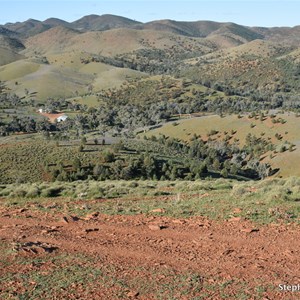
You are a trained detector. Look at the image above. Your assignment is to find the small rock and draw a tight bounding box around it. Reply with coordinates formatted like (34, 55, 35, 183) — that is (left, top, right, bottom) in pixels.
(127, 291, 139, 298)
(148, 224, 163, 231)
(70, 215, 80, 221)
(199, 193, 210, 198)
(41, 228, 58, 234)
(228, 217, 242, 222)
(172, 219, 186, 225)
(85, 228, 99, 233)
(232, 208, 242, 214)
(241, 228, 259, 233)
(84, 212, 99, 220)
(61, 215, 79, 223)
(61, 216, 69, 223)
(223, 249, 234, 256)
(151, 208, 165, 213)
(196, 221, 211, 228)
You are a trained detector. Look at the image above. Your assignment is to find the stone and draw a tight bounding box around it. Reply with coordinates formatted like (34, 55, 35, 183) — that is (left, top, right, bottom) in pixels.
(228, 217, 242, 222)
(148, 224, 162, 231)
(151, 208, 165, 213)
(85, 228, 99, 233)
(127, 291, 139, 298)
(241, 228, 259, 233)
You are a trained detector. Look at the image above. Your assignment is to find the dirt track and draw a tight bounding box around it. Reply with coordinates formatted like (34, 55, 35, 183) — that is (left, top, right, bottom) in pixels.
(1, 206, 300, 299)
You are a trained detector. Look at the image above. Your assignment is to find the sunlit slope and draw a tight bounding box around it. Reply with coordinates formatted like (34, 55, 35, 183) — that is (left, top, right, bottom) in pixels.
(0, 53, 145, 100)
(146, 113, 300, 177)
(24, 27, 214, 57)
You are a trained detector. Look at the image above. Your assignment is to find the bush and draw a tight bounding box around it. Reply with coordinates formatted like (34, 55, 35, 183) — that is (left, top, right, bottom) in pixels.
(10, 188, 27, 198)
(26, 186, 40, 198)
(40, 186, 63, 197)
(128, 181, 139, 188)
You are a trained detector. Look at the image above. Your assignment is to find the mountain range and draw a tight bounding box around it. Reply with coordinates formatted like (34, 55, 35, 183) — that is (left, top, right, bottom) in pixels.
(1, 14, 300, 101)
(2, 14, 300, 44)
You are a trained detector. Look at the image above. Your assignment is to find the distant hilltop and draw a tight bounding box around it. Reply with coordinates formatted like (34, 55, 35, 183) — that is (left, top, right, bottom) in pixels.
(0, 14, 299, 43)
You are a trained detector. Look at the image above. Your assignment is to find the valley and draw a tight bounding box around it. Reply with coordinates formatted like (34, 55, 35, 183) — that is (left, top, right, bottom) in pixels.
(1, 13, 300, 299)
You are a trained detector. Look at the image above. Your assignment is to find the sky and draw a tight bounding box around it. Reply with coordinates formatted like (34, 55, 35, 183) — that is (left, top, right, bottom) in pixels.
(0, 0, 299, 27)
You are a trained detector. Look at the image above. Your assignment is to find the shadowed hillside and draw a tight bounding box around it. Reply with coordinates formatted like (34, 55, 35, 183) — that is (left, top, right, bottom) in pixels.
(0, 48, 24, 66)
(4, 19, 52, 38)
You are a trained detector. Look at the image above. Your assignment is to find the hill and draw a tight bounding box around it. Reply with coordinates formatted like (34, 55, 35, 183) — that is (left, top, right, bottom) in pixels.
(0, 25, 19, 38)
(139, 20, 263, 47)
(1, 15, 300, 46)
(138, 20, 222, 37)
(254, 25, 300, 46)
(182, 39, 300, 99)
(4, 19, 51, 38)
(71, 14, 142, 31)
(0, 52, 145, 100)
(23, 27, 214, 57)
(0, 35, 25, 52)
(145, 112, 300, 177)
(23, 26, 81, 55)
(43, 17, 71, 28)
(0, 48, 24, 66)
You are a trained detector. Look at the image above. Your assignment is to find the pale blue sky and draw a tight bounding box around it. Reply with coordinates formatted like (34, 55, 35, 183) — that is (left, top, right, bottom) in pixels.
(0, 0, 299, 27)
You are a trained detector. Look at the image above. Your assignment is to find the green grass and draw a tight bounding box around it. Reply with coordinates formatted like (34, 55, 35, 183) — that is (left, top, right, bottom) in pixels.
(0, 141, 109, 183)
(2, 178, 300, 224)
(145, 112, 300, 177)
(69, 95, 100, 107)
(0, 177, 296, 299)
(1, 54, 146, 101)
(0, 47, 23, 66)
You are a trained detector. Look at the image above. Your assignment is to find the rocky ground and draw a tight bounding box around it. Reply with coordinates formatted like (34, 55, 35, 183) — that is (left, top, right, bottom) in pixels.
(1, 203, 300, 299)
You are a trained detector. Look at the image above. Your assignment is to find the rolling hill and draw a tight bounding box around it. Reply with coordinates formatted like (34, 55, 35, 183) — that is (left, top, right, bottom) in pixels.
(71, 14, 142, 31)
(0, 48, 24, 66)
(1, 14, 300, 45)
(23, 26, 81, 55)
(1, 14, 300, 113)
(0, 35, 25, 52)
(3, 19, 52, 38)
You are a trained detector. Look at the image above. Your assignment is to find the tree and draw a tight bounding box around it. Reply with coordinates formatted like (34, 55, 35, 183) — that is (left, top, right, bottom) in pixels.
(230, 164, 238, 175)
(212, 158, 220, 171)
(73, 157, 81, 170)
(221, 168, 228, 178)
(78, 145, 84, 152)
(102, 150, 115, 163)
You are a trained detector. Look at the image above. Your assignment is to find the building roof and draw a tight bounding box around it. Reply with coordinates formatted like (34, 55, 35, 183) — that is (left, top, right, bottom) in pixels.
(56, 114, 68, 122)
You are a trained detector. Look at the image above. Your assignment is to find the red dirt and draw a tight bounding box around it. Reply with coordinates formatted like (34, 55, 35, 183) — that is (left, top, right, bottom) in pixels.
(1, 205, 300, 299)
(39, 112, 64, 123)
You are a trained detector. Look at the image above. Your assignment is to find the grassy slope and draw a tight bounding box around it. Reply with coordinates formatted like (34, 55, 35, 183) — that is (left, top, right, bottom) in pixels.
(145, 112, 300, 177)
(183, 40, 299, 96)
(1, 178, 300, 224)
(1, 63, 93, 100)
(0, 48, 24, 66)
(0, 141, 110, 183)
(0, 60, 40, 81)
(24, 27, 214, 57)
(0, 52, 145, 100)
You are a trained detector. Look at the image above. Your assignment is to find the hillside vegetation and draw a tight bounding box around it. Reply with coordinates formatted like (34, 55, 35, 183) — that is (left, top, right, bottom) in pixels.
(1, 14, 300, 179)
(2, 14, 300, 300)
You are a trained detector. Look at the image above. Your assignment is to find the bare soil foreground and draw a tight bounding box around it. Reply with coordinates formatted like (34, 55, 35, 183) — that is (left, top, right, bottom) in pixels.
(1, 202, 300, 300)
